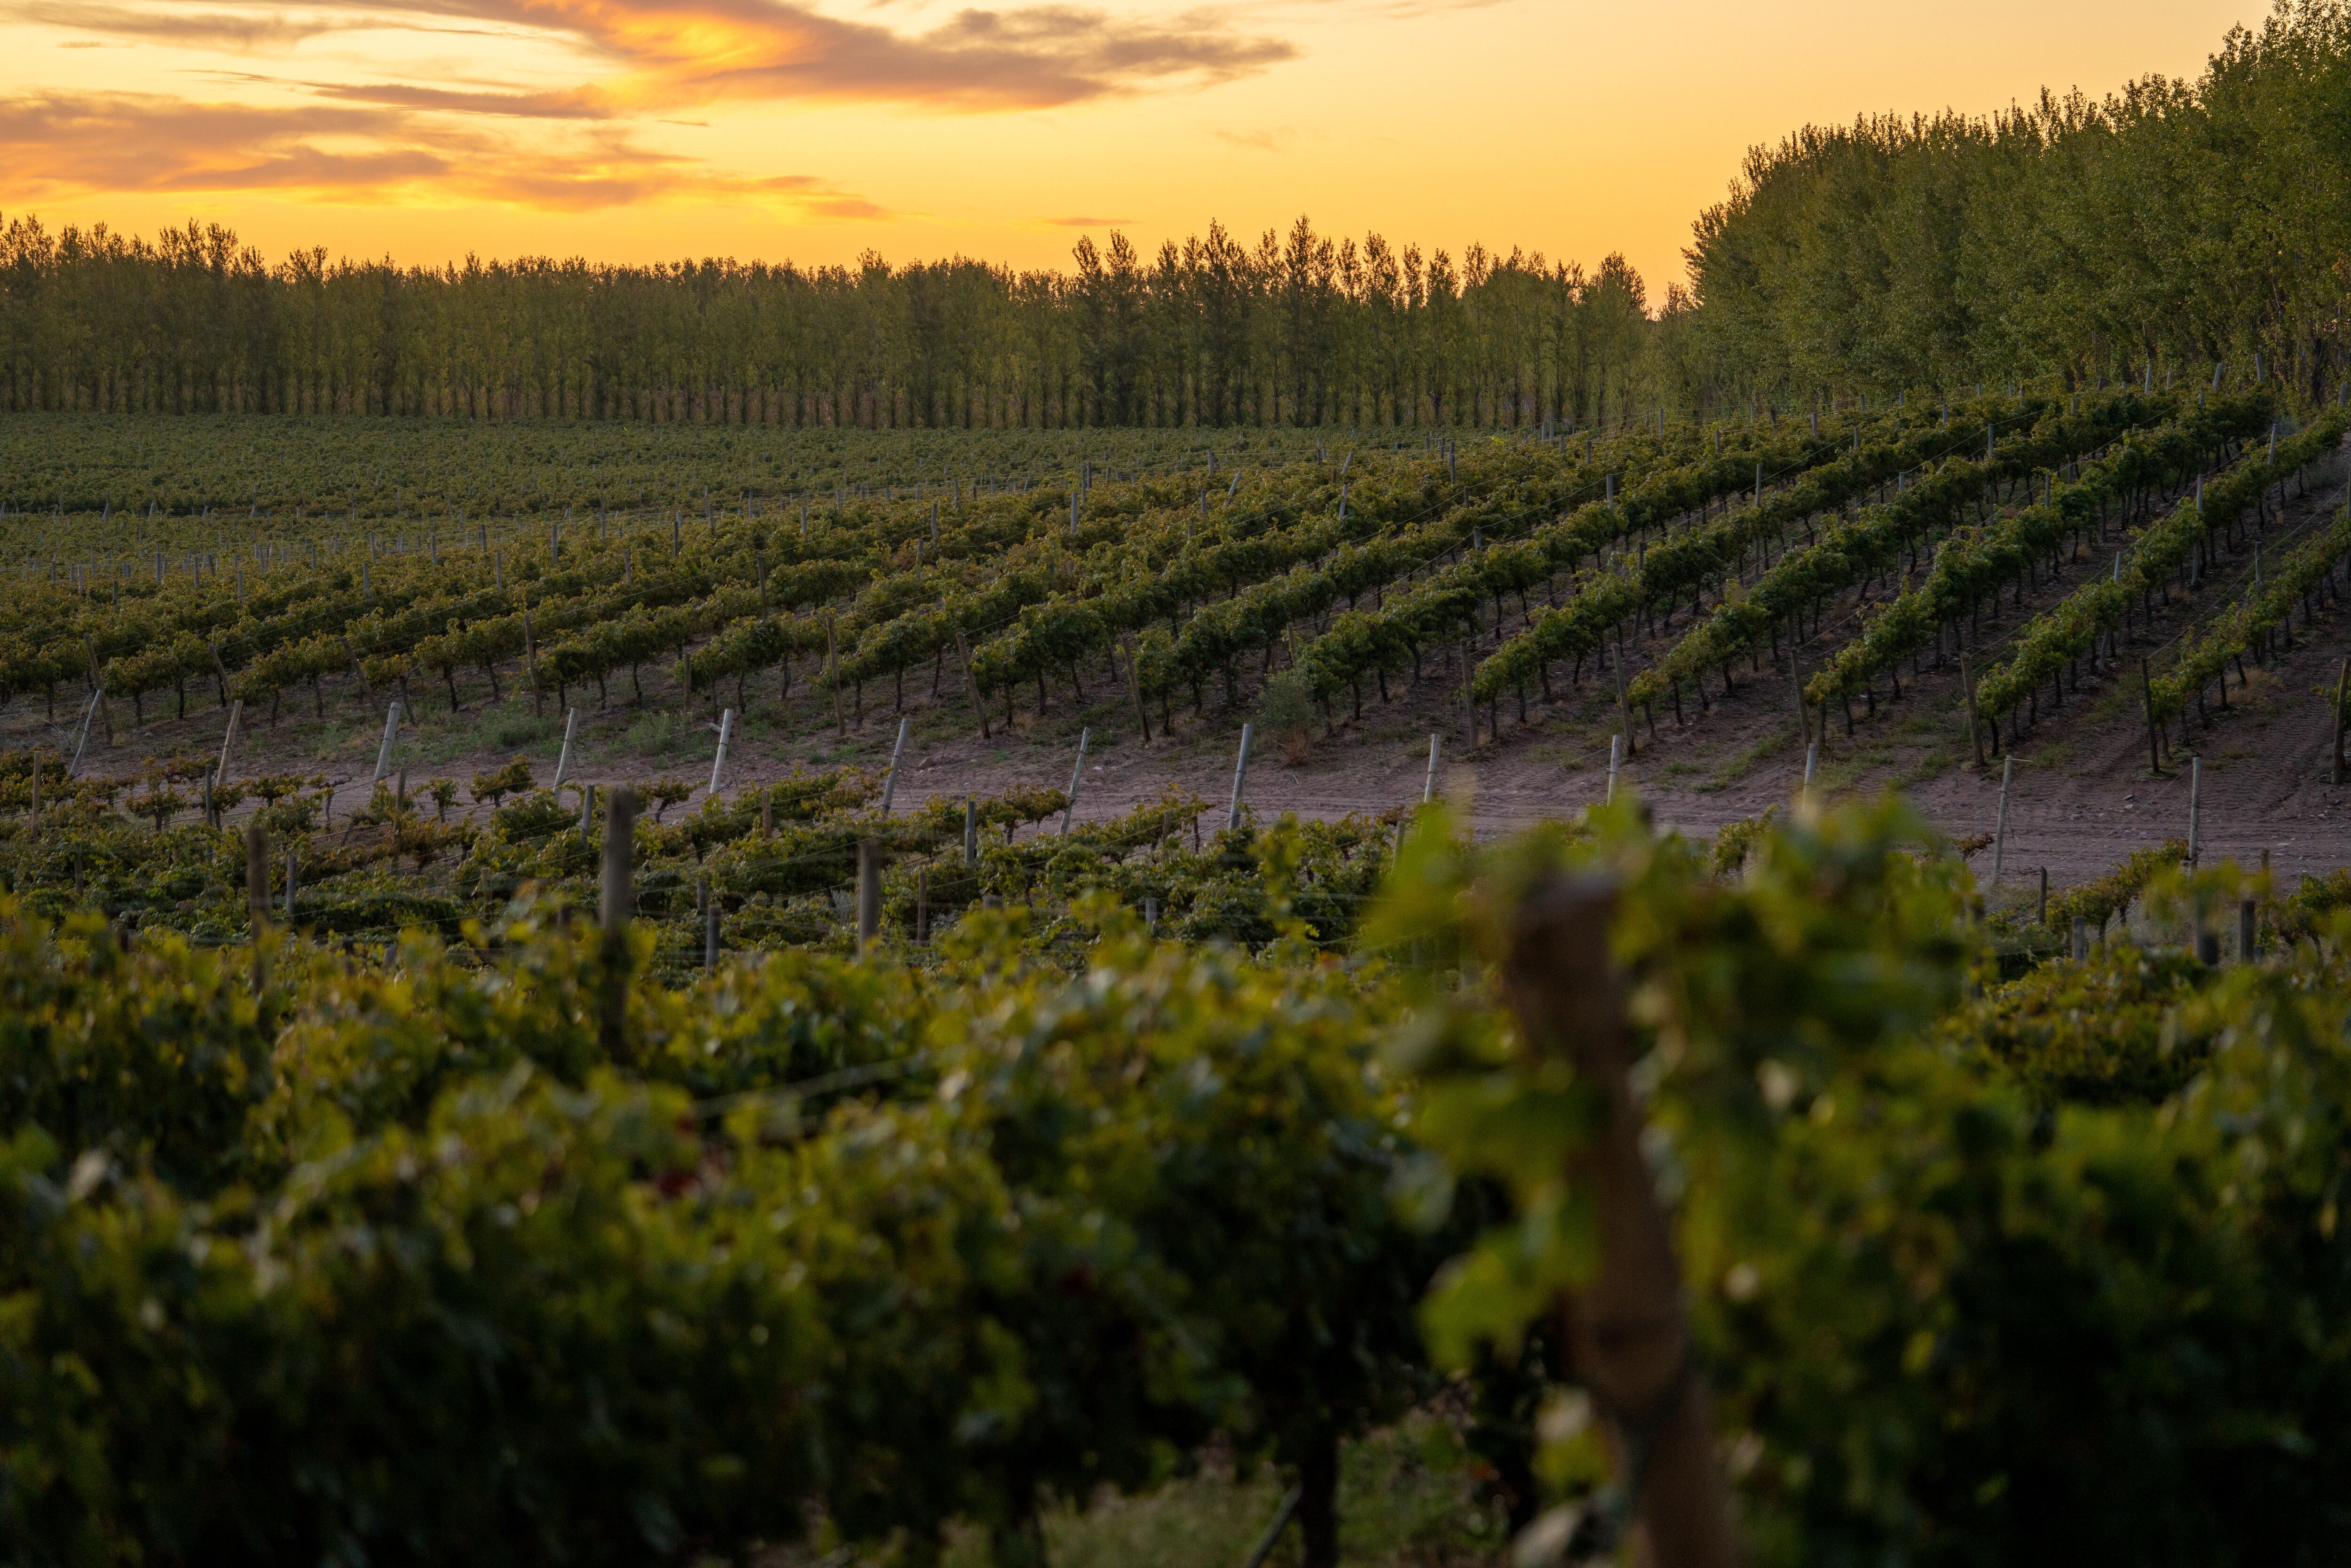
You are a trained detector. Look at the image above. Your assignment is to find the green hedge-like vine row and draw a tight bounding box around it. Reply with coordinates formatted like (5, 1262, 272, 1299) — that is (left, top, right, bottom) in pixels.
(1972, 408, 2350, 727)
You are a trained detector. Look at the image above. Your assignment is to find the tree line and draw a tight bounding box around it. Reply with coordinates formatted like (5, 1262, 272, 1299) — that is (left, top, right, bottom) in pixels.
(1686, 0, 2351, 406)
(0, 214, 1661, 432)
(6, 3, 2349, 430)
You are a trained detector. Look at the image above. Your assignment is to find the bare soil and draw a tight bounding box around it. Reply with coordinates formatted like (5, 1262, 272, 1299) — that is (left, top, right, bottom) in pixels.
(21, 437, 2351, 896)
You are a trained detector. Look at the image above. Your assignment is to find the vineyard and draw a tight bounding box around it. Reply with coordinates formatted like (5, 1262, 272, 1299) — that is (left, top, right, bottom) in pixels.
(12, 0, 2351, 1555)
(8, 767, 2351, 1567)
(0, 357, 2347, 1566)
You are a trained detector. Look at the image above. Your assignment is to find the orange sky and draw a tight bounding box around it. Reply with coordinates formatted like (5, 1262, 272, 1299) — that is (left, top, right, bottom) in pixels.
(0, 0, 2275, 292)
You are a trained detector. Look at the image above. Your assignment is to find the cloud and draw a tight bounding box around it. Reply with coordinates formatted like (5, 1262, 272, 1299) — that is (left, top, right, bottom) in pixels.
(1040, 213, 1128, 227)
(1211, 126, 1279, 151)
(0, 0, 1302, 215)
(1275, 0, 1510, 14)
(12, 1, 371, 49)
(303, 80, 612, 118)
(0, 90, 886, 214)
(17, 0, 1297, 112)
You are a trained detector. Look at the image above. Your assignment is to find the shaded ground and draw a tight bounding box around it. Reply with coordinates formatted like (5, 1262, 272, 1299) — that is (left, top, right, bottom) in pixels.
(19, 437, 2351, 898)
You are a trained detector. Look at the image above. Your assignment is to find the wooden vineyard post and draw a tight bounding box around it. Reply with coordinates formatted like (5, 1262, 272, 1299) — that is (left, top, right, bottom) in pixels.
(2333, 656, 2348, 786)
(2189, 755, 2202, 869)
(1991, 756, 2013, 886)
(552, 708, 579, 789)
(371, 701, 401, 787)
(216, 697, 243, 785)
(878, 716, 909, 817)
(1497, 876, 1740, 1568)
(1061, 727, 1090, 835)
(1226, 723, 1254, 833)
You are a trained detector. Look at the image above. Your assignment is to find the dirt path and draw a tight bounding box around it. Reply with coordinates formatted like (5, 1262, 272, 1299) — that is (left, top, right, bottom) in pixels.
(18, 436, 2351, 895)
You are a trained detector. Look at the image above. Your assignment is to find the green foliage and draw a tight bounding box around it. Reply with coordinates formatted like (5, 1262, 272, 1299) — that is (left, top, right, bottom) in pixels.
(0, 883, 1449, 1565)
(1375, 796, 2351, 1567)
(1951, 944, 2216, 1106)
(2045, 838, 2188, 935)
(1974, 408, 2351, 724)
(642, 777, 695, 821)
(469, 755, 534, 806)
(12, 773, 2351, 1565)
(1689, 5, 2351, 401)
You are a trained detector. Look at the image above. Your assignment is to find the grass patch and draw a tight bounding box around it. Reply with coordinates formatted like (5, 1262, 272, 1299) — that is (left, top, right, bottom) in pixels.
(934, 1413, 1505, 1568)
(1895, 744, 1963, 787)
(620, 707, 709, 764)
(1697, 728, 1795, 792)
(406, 700, 566, 766)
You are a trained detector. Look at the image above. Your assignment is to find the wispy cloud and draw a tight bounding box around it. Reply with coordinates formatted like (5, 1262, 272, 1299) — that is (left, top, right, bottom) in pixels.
(0, 90, 887, 213)
(0, 0, 1299, 217)
(14, 1, 387, 49)
(301, 80, 612, 119)
(1040, 213, 1129, 227)
(17, 0, 1297, 111)
(1211, 126, 1280, 151)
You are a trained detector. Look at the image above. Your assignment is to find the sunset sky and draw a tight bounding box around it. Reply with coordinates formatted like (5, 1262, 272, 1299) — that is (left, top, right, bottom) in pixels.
(0, 0, 2275, 292)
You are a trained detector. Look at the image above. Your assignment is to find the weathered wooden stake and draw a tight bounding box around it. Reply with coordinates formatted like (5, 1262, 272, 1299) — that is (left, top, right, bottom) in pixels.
(2188, 755, 2202, 868)
(704, 706, 734, 799)
(1227, 723, 1254, 832)
(1061, 726, 1090, 835)
(216, 697, 243, 785)
(878, 716, 909, 817)
(371, 701, 402, 786)
(1991, 755, 2013, 885)
(552, 707, 579, 788)
(1498, 876, 1741, 1568)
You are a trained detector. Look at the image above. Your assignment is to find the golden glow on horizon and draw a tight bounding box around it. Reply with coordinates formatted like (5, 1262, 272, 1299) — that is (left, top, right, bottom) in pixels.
(0, 0, 2275, 290)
